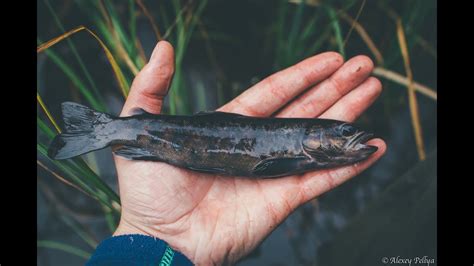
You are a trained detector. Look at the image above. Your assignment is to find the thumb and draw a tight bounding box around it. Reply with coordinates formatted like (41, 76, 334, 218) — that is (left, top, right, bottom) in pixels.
(121, 41, 175, 116)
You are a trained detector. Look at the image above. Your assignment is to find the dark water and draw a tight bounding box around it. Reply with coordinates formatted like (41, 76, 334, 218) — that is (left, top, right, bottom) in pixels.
(37, 1, 437, 265)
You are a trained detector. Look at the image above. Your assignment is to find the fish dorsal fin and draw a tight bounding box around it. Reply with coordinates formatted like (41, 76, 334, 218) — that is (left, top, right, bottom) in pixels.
(252, 156, 309, 177)
(194, 111, 246, 118)
(128, 107, 155, 116)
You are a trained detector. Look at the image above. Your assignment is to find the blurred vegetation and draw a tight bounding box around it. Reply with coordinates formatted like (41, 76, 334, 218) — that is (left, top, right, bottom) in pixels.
(318, 150, 437, 266)
(37, 0, 437, 264)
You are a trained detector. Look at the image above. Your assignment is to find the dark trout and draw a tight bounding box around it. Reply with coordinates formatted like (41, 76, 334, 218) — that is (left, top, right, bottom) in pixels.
(48, 102, 378, 178)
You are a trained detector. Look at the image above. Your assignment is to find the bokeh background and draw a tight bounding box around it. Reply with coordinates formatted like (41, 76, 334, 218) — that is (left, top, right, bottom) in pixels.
(37, 0, 437, 265)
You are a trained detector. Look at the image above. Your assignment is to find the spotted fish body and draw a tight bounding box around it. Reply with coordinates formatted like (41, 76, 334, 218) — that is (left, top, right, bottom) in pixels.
(48, 102, 377, 178)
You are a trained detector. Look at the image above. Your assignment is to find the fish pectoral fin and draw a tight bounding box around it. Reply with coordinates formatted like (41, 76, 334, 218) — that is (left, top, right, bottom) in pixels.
(252, 156, 309, 177)
(186, 166, 226, 175)
(302, 146, 329, 162)
(113, 146, 159, 161)
(194, 111, 246, 118)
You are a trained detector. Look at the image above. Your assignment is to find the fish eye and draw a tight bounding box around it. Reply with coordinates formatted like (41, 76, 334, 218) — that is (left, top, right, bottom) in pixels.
(340, 124, 356, 137)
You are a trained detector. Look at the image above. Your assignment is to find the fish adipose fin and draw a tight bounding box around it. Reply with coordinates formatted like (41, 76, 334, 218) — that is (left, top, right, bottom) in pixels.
(252, 156, 309, 177)
(113, 146, 159, 160)
(48, 102, 114, 160)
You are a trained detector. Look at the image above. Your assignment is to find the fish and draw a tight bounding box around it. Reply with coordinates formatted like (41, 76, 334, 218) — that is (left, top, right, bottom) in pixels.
(48, 102, 378, 178)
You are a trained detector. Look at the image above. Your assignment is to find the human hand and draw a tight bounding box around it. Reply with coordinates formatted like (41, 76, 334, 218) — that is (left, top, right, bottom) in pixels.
(113, 41, 386, 265)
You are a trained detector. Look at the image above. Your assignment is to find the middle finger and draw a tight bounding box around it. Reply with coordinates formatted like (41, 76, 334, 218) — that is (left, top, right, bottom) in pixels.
(276, 55, 374, 118)
(218, 52, 344, 116)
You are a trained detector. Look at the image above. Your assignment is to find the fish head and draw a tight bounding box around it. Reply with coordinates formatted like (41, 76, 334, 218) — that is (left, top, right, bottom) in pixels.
(302, 122, 377, 166)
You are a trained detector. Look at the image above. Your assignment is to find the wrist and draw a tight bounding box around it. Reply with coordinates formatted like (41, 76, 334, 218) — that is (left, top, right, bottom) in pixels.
(113, 218, 200, 264)
(113, 219, 152, 237)
(113, 216, 241, 265)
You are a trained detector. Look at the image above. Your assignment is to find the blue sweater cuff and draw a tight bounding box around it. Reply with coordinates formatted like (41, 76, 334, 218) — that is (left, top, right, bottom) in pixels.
(86, 234, 194, 266)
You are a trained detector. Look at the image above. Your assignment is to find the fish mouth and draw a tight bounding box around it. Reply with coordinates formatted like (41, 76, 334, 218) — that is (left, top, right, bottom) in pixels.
(345, 131, 378, 154)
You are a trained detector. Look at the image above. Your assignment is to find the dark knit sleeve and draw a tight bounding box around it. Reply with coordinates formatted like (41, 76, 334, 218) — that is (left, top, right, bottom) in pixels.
(86, 234, 194, 266)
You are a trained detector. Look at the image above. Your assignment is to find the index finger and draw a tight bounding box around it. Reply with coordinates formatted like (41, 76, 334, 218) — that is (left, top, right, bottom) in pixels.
(219, 52, 344, 116)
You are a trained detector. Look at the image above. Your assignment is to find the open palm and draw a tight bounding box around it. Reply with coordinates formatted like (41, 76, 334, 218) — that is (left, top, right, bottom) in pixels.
(113, 41, 386, 265)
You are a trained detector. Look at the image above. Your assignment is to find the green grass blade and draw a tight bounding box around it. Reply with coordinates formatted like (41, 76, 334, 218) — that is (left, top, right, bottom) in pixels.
(195, 80, 207, 111)
(37, 143, 117, 211)
(44, 0, 105, 108)
(37, 91, 62, 133)
(37, 240, 91, 260)
(129, 0, 140, 67)
(307, 25, 332, 55)
(184, 0, 209, 49)
(104, 0, 134, 54)
(37, 116, 55, 139)
(168, 0, 208, 115)
(38, 160, 92, 196)
(274, 1, 288, 69)
(287, 0, 306, 63)
(68, 159, 121, 205)
(301, 11, 320, 41)
(103, 204, 118, 233)
(38, 41, 103, 111)
(172, 0, 186, 62)
(59, 214, 98, 249)
(159, 2, 171, 30)
(129, 0, 136, 39)
(38, 145, 94, 193)
(326, 6, 345, 58)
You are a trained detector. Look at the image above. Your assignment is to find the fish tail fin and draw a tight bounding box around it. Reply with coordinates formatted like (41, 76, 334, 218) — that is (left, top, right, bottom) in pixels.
(48, 102, 115, 159)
